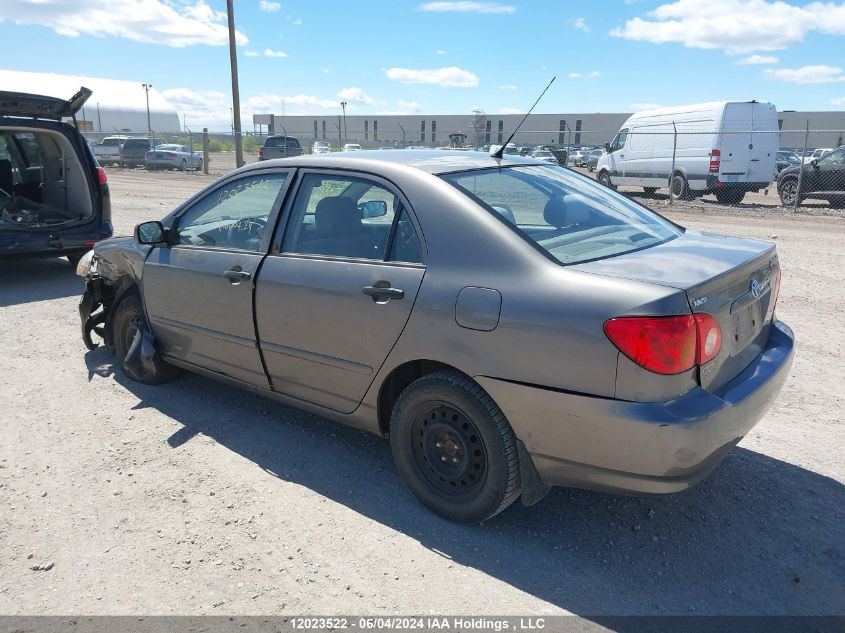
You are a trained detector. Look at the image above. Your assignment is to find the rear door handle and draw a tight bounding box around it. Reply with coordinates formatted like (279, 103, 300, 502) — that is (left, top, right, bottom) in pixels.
(362, 283, 404, 301)
(224, 267, 251, 282)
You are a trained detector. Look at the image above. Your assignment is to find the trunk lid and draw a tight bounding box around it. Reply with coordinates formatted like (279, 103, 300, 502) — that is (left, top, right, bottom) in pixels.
(0, 87, 92, 120)
(574, 230, 779, 390)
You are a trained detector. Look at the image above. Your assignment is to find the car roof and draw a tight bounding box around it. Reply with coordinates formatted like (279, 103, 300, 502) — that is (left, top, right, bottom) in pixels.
(244, 149, 546, 175)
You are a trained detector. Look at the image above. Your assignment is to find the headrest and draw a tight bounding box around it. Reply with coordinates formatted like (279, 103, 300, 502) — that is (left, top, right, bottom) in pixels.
(543, 193, 592, 228)
(315, 196, 362, 234)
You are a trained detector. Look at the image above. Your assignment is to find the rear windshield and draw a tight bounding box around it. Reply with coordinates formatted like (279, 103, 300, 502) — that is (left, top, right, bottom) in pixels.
(102, 138, 124, 146)
(266, 137, 300, 148)
(442, 165, 681, 265)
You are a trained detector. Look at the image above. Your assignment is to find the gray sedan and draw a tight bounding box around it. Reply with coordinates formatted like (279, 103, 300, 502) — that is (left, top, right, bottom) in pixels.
(77, 151, 793, 522)
(144, 144, 203, 171)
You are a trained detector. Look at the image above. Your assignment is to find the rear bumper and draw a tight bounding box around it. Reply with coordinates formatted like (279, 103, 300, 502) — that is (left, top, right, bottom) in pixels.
(0, 222, 113, 259)
(477, 320, 794, 496)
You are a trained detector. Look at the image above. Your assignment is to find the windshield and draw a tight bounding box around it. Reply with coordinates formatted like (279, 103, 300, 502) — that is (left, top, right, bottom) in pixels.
(442, 165, 681, 265)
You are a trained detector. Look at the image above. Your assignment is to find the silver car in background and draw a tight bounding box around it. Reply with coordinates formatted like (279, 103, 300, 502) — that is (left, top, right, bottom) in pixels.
(587, 148, 604, 171)
(144, 144, 203, 171)
(78, 151, 793, 523)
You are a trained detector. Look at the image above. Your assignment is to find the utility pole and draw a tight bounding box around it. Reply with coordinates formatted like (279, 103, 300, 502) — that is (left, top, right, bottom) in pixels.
(141, 83, 152, 136)
(398, 123, 406, 148)
(337, 117, 342, 149)
(226, 0, 244, 168)
(340, 101, 348, 145)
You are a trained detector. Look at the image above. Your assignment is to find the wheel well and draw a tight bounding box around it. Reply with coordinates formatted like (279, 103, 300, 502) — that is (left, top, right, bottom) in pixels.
(377, 359, 460, 434)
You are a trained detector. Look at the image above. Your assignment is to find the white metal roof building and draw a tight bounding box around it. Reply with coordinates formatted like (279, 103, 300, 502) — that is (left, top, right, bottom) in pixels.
(0, 69, 181, 135)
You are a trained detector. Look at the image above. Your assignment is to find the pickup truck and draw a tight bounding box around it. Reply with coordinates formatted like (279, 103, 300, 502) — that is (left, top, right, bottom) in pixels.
(92, 136, 129, 166)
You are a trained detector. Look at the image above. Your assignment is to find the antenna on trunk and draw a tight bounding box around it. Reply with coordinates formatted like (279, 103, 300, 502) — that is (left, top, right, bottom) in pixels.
(491, 76, 556, 159)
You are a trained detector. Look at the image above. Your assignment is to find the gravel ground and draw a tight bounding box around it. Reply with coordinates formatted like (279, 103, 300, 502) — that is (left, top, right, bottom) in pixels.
(0, 156, 843, 617)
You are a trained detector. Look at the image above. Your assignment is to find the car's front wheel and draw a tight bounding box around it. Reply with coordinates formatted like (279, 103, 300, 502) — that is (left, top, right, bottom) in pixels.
(390, 370, 521, 523)
(112, 294, 180, 384)
(597, 170, 614, 189)
(778, 177, 802, 206)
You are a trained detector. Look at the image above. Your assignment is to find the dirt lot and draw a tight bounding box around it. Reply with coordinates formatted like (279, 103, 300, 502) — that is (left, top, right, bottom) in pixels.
(1, 155, 843, 617)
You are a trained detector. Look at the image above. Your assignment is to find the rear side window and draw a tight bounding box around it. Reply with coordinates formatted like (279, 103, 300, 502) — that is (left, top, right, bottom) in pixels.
(443, 165, 680, 265)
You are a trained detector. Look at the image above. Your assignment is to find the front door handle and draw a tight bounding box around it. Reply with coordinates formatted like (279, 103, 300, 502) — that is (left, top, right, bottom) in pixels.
(362, 282, 404, 301)
(224, 267, 251, 282)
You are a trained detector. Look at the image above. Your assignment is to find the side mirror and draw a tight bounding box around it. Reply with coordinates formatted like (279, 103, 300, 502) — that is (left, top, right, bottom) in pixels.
(811, 159, 819, 168)
(359, 200, 388, 218)
(135, 220, 167, 245)
(605, 142, 612, 152)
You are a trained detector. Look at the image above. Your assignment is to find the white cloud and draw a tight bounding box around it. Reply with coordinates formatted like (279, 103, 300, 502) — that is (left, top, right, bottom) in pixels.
(0, 0, 248, 47)
(263, 48, 287, 58)
(830, 97, 845, 106)
(568, 70, 601, 79)
(498, 107, 522, 114)
(436, 49, 447, 55)
(628, 102, 663, 112)
(259, 0, 281, 12)
(738, 54, 779, 65)
(337, 87, 375, 105)
(764, 65, 845, 84)
(417, 1, 515, 14)
(291, 17, 302, 25)
(161, 88, 232, 128)
(573, 17, 589, 32)
(377, 100, 424, 115)
(245, 50, 260, 57)
(246, 93, 339, 113)
(610, 0, 845, 54)
(385, 66, 479, 87)
(499, 84, 517, 91)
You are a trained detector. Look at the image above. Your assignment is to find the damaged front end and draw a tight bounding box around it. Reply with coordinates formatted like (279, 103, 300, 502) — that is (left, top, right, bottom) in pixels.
(77, 247, 159, 376)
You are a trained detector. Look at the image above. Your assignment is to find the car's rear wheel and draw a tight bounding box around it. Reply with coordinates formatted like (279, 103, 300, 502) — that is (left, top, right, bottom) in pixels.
(597, 170, 614, 190)
(778, 177, 801, 206)
(715, 189, 746, 204)
(180, 159, 187, 171)
(112, 294, 180, 385)
(389, 370, 520, 523)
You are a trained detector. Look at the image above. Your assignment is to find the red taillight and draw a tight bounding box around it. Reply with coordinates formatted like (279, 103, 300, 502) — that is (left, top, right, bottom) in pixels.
(96, 167, 108, 186)
(604, 315, 696, 374)
(166, 152, 177, 158)
(694, 313, 722, 365)
(604, 313, 722, 375)
(709, 149, 721, 174)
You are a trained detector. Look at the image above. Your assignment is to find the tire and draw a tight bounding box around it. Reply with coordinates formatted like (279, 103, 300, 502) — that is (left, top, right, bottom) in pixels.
(180, 159, 187, 172)
(670, 173, 691, 201)
(643, 187, 657, 196)
(715, 189, 745, 204)
(778, 177, 801, 207)
(112, 294, 180, 385)
(597, 170, 614, 190)
(389, 370, 521, 523)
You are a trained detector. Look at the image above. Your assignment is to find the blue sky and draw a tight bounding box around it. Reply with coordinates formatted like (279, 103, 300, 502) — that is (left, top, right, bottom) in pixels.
(2, 0, 845, 130)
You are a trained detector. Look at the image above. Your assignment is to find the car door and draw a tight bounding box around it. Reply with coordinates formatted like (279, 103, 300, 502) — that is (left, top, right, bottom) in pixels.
(812, 148, 845, 193)
(607, 128, 629, 184)
(142, 169, 292, 387)
(255, 170, 426, 413)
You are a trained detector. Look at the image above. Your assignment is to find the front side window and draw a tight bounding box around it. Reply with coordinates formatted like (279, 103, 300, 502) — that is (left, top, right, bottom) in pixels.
(176, 172, 288, 251)
(611, 128, 629, 152)
(282, 173, 421, 262)
(817, 148, 845, 166)
(442, 165, 681, 265)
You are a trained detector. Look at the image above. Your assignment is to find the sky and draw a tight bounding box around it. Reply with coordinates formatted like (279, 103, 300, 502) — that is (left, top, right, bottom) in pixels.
(2, 0, 845, 131)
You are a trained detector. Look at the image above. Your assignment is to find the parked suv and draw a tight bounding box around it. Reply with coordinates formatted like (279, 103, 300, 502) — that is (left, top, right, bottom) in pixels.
(0, 87, 112, 265)
(778, 145, 845, 208)
(121, 137, 164, 168)
(259, 135, 302, 160)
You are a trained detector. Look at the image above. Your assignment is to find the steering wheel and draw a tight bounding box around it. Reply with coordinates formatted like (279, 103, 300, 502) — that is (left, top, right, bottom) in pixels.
(226, 217, 267, 247)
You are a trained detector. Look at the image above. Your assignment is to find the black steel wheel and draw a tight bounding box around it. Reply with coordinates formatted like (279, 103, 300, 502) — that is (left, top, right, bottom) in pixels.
(597, 170, 614, 189)
(112, 294, 180, 385)
(390, 370, 520, 522)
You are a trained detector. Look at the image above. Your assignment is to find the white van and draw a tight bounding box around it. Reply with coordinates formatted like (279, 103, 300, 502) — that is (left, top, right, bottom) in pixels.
(596, 101, 778, 204)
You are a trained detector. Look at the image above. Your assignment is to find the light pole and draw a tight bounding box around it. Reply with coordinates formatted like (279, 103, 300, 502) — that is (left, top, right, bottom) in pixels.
(141, 83, 152, 136)
(226, 0, 244, 168)
(340, 101, 347, 146)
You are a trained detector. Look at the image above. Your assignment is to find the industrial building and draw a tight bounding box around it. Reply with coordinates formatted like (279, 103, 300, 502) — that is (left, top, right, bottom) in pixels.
(253, 109, 845, 150)
(0, 69, 180, 135)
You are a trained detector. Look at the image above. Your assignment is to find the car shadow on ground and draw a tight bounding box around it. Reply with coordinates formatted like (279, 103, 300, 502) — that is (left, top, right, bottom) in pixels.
(85, 349, 845, 617)
(0, 257, 81, 307)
